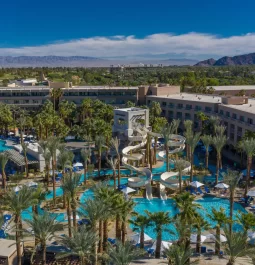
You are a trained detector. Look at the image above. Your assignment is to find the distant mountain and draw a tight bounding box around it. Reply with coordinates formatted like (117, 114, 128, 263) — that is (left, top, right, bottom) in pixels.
(194, 58, 216, 66)
(0, 56, 108, 67)
(195, 53, 255, 66)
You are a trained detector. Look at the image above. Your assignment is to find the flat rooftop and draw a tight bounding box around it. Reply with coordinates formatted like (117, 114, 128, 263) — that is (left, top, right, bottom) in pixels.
(116, 107, 147, 112)
(147, 93, 222, 104)
(0, 239, 18, 258)
(220, 99, 255, 114)
(208, 85, 255, 91)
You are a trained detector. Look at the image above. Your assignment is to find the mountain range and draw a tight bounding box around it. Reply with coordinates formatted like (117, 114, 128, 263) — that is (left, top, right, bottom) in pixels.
(0, 56, 198, 67)
(195, 52, 255, 66)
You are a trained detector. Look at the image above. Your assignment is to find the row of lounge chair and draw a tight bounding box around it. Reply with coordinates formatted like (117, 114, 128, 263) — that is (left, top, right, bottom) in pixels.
(185, 186, 211, 195)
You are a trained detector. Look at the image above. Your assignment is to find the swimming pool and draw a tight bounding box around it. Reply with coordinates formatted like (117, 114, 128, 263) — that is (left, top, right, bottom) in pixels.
(131, 196, 246, 241)
(0, 140, 12, 152)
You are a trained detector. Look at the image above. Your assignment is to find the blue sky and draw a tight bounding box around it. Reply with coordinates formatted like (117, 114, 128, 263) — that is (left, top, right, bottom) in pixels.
(2, 0, 255, 58)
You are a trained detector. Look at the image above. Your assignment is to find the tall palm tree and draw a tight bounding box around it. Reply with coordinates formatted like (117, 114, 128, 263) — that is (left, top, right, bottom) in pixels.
(39, 140, 51, 188)
(0, 153, 9, 190)
(57, 226, 97, 265)
(79, 198, 106, 264)
(81, 147, 91, 185)
(174, 159, 187, 193)
(50, 88, 63, 111)
(107, 240, 144, 265)
(25, 212, 63, 265)
(212, 134, 227, 184)
(21, 142, 29, 178)
(201, 135, 212, 168)
(192, 214, 210, 253)
(184, 120, 193, 161)
(161, 123, 175, 172)
(61, 172, 81, 231)
(223, 225, 255, 265)
(106, 157, 118, 189)
(129, 215, 151, 249)
(108, 137, 121, 187)
(208, 207, 229, 255)
(189, 132, 201, 182)
(223, 170, 241, 234)
(145, 211, 171, 258)
(47, 136, 61, 205)
(2, 186, 38, 265)
(238, 139, 255, 196)
(95, 135, 105, 177)
(164, 243, 193, 265)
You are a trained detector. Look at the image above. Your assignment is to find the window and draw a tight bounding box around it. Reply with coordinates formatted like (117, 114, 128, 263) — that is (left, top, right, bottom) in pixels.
(168, 103, 175, 108)
(23, 100, 29, 104)
(176, 112, 182, 119)
(162, 102, 167, 107)
(168, 111, 174, 118)
(232, 113, 237, 119)
(185, 113, 191, 120)
(240, 116, 244, 122)
(177, 104, 183, 109)
(248, 118, 253, 125)
(195, 106, 201, 111)
(186, 104, 192, 110)
(219, 110, 224, 115)
(33, 100, 39, 104)
(226, 112, 230, 117)
(14, 100, 20, 104)
(205, 107, 212, 113)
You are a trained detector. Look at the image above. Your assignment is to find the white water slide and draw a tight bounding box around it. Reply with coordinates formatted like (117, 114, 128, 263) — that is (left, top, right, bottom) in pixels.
(122, 128, 191, 200)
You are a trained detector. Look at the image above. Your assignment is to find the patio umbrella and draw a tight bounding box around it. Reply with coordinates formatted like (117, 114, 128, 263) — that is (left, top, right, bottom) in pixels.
(247, 190, 255, 197)
(13, 185, 22, 192)
(73, 162, 83, 168)
(130, 233, 152, 244)
(151, 241, 172, 251)
(121, 187, 136, 194)
(248, 231, 255, 239)
(206, 234, 227, 242)
(215, 183, 229, 189)
(25, 181, 38, 187)
(8, 132, 14, 136)
(190, 181, 204, 188)
(190, 234, 207, 243)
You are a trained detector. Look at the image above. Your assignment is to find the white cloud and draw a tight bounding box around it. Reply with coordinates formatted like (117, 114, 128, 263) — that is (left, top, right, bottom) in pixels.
(1, 32, 255, 58)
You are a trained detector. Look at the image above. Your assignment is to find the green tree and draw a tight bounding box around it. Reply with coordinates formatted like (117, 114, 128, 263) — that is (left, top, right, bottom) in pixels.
(0, 153, 9, 190)
(174, 159, 187, 193)
(201, 135, 212, 168)
(189, 132, 201, 181)
(237, 212, 255, 233)
(129, 215, 151, 249)
(95, 135, 106, 177)
(39, 140, 51, 188)
(81, 147, 91, 185)
(145, 211, 171, 258)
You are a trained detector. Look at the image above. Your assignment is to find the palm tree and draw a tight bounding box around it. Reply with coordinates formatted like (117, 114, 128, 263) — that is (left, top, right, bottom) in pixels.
(107, 240, 144, 265)
(0, 153, 9, 190)
(21, 142, 29, 178)
(50, 88, 63, 111)
(238, 139, 255, 195)
(39, 140, 51, 188)
(2, 186, 38, 265)
(164, 243, 193, 265)
(201, 135, 212, 168)
(25, 212, 63, 265)
(161, 123, 176, 172)
(223, 170, 241, 234)
(79, 198, 106, 264)
(47, 136, 61, 205)
(57, 226, 97, 265)
(129, 215, 151, 249)
(145, 211, 171, 258)
(108, 137, 121, 187)
(61, 172, 81, 231)
(184, 120, 193, 161)
(208, 207, 229, 255)
(212, 134, 227, 184)
(95, 135, 105, 177)
(189, 132, 201, 182)
(81, 147, 91, 185)
(237, 212, 255, 233)
(192, 214, 210, 253)
(223, 225, 255, 265)
(174, 159, 187, 193)
(106, 157, 118, 189)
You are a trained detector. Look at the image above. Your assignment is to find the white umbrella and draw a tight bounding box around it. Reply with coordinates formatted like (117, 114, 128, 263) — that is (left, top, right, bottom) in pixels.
(206, 234, 227, 242)
(215, 183, 229, 189)
(8, 132, 14, 135)
(190, 181, 204, 188)
(190, 234, 207, 243)
(25, 181, 38, 187)
(247, 190, 255, 197)
(13, 186, 22, 192)
(27, 135, 34, 138)
(121, 187, 136, 194)
(73, 162, 83, 167)
(151, 241, 172, 251)
(130, 233, 152, 244)
(248, 231, 255, 239)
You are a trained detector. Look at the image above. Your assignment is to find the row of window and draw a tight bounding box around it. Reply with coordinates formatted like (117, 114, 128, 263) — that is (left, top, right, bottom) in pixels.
(219, 110, 253, 124)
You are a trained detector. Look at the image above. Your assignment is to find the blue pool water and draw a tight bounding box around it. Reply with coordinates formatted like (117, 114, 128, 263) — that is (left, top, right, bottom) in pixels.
(0, 140, 11, 152)
(131, 196, 246, 241)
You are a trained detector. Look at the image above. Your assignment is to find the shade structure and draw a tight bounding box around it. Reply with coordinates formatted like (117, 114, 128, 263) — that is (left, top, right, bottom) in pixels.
(206, 234, 227, 242)
(242, 169, 255, 177)
(190, 181, 204, 188)
(247, 190, 255, 197)
(130, 233, 152, 244)
(73, 162, 83, 168)
(190, 234, 207, 243)
(4, 149, 38, 167)
(215, 183, 229, 189)
(121, 187, 136, 194)
(25, 181, 38, 187)
(151, 241, 172, 251)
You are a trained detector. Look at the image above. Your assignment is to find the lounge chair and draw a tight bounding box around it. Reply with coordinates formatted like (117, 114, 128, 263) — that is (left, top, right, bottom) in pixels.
(204, 186, 210, 193)
(197, 187, 204, 195)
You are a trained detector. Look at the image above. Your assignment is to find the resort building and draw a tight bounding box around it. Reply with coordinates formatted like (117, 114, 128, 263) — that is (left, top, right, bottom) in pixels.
(208, 85, 255, 96)
(0, 239, 23, 265)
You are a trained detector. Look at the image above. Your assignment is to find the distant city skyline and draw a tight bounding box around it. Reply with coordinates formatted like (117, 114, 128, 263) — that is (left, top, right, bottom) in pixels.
(3, 0, 255, 59)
